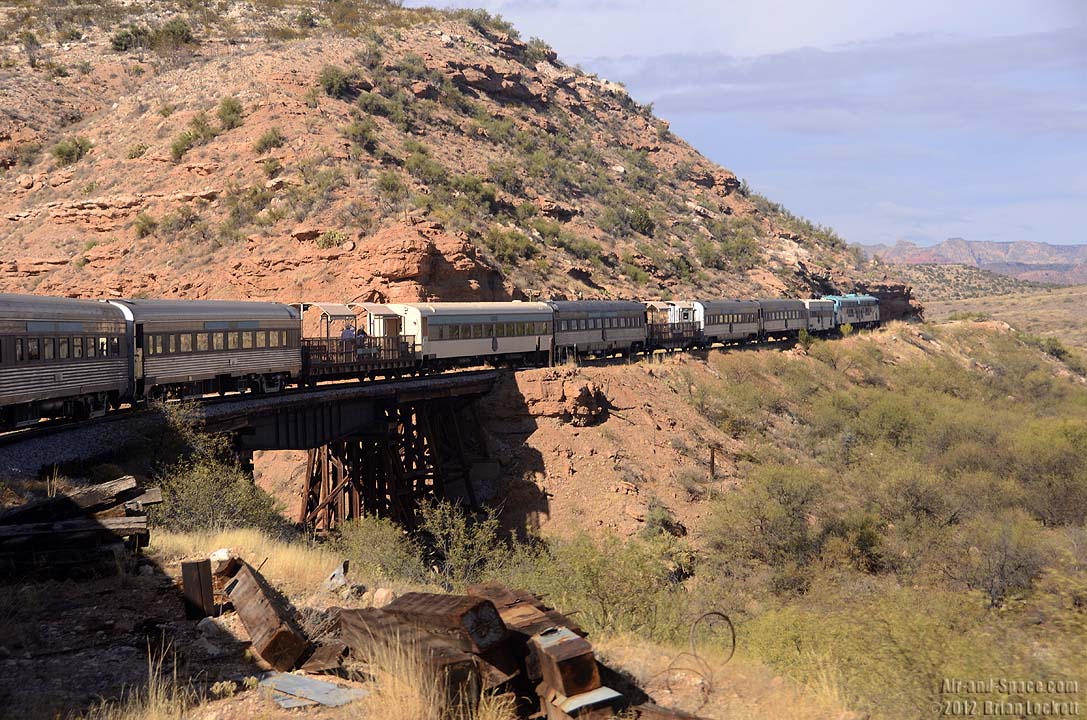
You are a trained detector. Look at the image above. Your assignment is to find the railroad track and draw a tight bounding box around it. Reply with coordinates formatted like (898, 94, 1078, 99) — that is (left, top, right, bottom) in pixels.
(0, 337, 800, 449)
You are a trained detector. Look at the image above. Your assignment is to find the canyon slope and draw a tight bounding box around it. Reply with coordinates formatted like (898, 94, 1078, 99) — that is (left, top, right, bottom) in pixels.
(867, 238, 1087, 286)
(0, 1, 913, 315)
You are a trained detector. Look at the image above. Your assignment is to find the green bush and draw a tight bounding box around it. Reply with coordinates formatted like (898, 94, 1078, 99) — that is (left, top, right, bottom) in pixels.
(376, 170, 407, 201)
(482, 227, 536, 264)
(404, 142, 447, 185)
(110, 24, 151, 51)
(126, 143, 149, 159)
(154, 17, 194, 49)
(338, 515, 427, 583)
(417, 500, 503, 590)
(170, 131, 195, 162)
(318, 64, 350, 98)
(316, 229, 345, 249)
(629, 205, 655, 236)
(151, 457, 285, 534)
(254, 127, 285, 154)
(133, 212, 157, 238)
(217, 96, 244, 130)
(50, 136, 92, 166)
(342, 117, 377, 152)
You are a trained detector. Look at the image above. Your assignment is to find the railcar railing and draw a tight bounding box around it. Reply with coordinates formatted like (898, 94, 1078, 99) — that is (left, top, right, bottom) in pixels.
(301, 335, 416, 379)
(647, 322, 700, 347)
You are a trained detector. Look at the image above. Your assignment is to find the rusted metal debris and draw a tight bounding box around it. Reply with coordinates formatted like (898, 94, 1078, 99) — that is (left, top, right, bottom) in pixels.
(225, 564, 311, 671)
(0, 476, 159, 576)
(530, 627, 601, 698)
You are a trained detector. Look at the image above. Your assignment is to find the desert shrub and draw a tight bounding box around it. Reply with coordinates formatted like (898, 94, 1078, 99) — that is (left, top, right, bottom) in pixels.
(21, 31, 41, 67)
(110, 23, 151, 51)
(840, 322, 854, 336)
(482, 227, 536, 264)
(342, 116, 377, 152)
(338, 515, 427, 583)
(152, 456, 285, 534)
(487, 159, 521, 193)
(126, 143, 149, 159)
(170, 131, 195, 162)
(261, 157, 282, 178)
(403, 142, 447, 185)
(133, 212, 157, 238)
(524, 37, 555, 65)
(705, 464, 823, 584)
(356, 90, 393, 117)
(629, 205, 655, 236)
(316, 229, 345, 249)
(417, 500, 504, 590)
(188, 111, 216, 142)
(493, 532, 690, 640)
(50, 135, 92, 166)
(318, 64, 350, 98)
(947, 511, 1051, 606)
(254, 126, 285, 154)
(153, 17, 194, 50)
(452, 9, 519, 38)
(376, 170, 407, 201)
(217, 96, 243, 130)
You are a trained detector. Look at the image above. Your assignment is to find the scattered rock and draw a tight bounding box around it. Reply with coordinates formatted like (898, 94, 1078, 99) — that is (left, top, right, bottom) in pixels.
(322, 560, 349, 591)
(372, 588, 396, 608)
(16, 174, 34, 189)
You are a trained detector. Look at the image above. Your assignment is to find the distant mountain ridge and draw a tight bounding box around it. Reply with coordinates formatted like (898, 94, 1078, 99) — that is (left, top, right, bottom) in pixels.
(864, 238, 1087, 285)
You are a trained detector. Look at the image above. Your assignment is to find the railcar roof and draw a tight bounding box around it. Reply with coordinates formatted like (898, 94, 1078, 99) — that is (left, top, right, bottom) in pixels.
(0, 293, 124, 321)
(756, 298, 806, 310)
(388, 302, 553, 316)
(109, 299, 299, 321)
(696, 299, 761, 310)
(546, 301, 645, 313)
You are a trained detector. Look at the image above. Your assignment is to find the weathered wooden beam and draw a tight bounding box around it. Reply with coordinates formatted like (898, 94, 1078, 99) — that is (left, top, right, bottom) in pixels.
(0, 515, 147, 539)
(181, 559, 215, 620)
(337, 607, 481, 705)
(384, 592, 508, 654)
(225, 564, 310, 671)
(0, 477, 138, 525)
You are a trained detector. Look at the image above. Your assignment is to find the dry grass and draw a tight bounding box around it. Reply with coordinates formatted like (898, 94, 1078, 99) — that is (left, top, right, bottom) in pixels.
(149, 528, 341, 595)
(344, 637, 517, 720)
(79, 648, 192, 720)
(593, 635, 854, 720)
(928, 284, 1087, 348)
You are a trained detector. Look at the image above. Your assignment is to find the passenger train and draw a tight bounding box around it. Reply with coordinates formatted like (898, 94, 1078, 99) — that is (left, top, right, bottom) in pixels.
(0, 292, 879, 428)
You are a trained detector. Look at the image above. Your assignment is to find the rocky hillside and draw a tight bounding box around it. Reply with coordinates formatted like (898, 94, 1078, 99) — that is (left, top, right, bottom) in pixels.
(0, 1, 912, 313)
(866, 238, 1087, 285)
(877, 261, 1053, 302)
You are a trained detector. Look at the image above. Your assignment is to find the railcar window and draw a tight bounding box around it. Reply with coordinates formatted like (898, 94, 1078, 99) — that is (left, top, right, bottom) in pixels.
(242, 332, 253, 349)
(281, 330, 288, 347)
(195, 333, 208, 351)
(86, 337, 96, 358)
(72, 337, 82, 359)
(59, 338, 69, 359)
(155, 335, 163, 355)
(28, 338, 40, 361)
(180, 334, 192, 352)
(255, 331, 266, 348)
(168, 335, 177, 354)
(212, 333, 223, 351)
(43, 338, 54, 361)
(98, 337, 108, 357)
(269, 331, 279, 348)
(495, 323, 505, 338)
(111, 338, 120, 357)
(228, 332, 239, 350)
(16, 338, 23, 362)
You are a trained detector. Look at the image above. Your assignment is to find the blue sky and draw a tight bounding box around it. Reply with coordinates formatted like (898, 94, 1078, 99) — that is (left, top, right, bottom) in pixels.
(407, 0, 1087, 247)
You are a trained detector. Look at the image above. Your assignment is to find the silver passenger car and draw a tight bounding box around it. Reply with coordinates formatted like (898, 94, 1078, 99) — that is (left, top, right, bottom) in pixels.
(108, 299, 301, 396)
(757, 299, 809, 338)
(386, 302, 554, 366)
(802, 299, 836, 334)
(0, 293, 129, 426)
(695, 300, 760, 345)
(548, 301, 647, 360)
